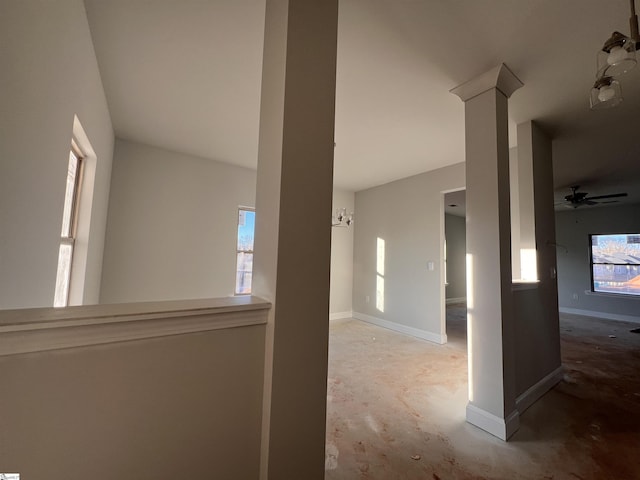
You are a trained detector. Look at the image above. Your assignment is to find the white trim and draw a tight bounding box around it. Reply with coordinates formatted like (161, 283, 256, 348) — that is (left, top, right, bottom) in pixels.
(466, 403, 520, 440)
(352, 311, 446, 344)
(445, 297, 466, 305)
(559, 307, 640, 324)
(329, 311, 352, 321)
(450, 63, 524, 102)
(0, 297, 270, 356)
(516, 366, 563, 414)
(68, 115, 96, 306)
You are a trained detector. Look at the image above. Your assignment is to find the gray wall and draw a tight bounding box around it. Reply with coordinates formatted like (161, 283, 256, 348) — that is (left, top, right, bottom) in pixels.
(0, 325, 265, 480)
(556, 203, 640, 322)
(0, 0, 114, 309)
(353, 163, 465, 340)
(100, 139, 257, 303)
(445, 213, 466, 301)
(513, 121, 561, 400)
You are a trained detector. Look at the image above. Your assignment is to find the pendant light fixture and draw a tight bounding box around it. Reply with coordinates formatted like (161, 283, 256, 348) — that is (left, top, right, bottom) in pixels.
(596, 31, 637, 78)
(590, 0, 640, 109)
(590, 76, 623, 109)
(332, 208, 353, 227)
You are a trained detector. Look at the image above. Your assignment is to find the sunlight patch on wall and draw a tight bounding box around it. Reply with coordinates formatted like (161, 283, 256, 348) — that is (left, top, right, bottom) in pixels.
(520, 248, 538, 281)
(376, 237, 385, 312)
(465, 253, 473, 310)
(467, 312, 474, 403)
(466, 253, 474, 402)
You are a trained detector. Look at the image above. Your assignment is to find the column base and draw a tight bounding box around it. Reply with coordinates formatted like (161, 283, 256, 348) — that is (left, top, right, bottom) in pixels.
(466, 403, 520, 440)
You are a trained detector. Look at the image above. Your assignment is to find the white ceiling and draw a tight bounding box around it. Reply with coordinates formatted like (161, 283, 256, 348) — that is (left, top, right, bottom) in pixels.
(85, 0, 640, 203)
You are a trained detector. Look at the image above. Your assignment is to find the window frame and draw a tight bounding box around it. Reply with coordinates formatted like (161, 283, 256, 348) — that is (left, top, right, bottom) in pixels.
(53, 140, 85, 307)
(235, 206, 255, 296)
(589, 232, 640, 297)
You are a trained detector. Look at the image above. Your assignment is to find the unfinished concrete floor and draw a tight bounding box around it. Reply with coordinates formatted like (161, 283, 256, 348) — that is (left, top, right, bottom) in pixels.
(325, 306, 640, 479)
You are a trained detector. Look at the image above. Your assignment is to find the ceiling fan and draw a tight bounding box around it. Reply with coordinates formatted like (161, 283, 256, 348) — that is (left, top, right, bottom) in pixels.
(560, 185, 628, 208)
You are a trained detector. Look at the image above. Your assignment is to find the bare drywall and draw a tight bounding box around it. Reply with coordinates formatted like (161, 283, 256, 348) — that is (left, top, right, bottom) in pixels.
(0, 0, 114, 309)
(445, 213, 466, 301)
(556, 203, 640, 322)
(352, 163, 465, 341)
(100, 139, 256, 303)
(0, 325, 265, 480)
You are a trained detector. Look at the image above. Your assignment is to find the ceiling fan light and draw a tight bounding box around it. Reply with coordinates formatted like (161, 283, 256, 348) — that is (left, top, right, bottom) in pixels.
(597, 31, 637, 77)
(590, 77, 623, 109)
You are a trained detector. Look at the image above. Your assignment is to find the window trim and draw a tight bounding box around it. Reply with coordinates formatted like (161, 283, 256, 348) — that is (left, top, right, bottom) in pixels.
(54, 141, 85, 307)
(235, 206, 255, 296)
(68, 139, 85, 239)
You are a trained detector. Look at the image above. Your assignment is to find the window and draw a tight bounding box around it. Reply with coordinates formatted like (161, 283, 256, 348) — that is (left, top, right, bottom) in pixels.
(53, 141, 84, 307)
(235, 207, 255, 295)
(590, 233, 640, 296)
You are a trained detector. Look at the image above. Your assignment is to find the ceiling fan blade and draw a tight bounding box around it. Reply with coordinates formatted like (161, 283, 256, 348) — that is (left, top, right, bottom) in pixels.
(587, 192, 628, 200)
(584, 200, 598, 205)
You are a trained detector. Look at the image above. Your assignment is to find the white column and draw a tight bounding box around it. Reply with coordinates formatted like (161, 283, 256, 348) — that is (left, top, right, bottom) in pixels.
(451, 64, 523, 440)
(253, 1, 339, 479)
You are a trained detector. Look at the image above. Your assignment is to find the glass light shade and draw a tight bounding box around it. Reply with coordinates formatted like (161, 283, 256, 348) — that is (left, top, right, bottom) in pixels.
(590, 77, 623, 109)
(597, 32, 637, 77)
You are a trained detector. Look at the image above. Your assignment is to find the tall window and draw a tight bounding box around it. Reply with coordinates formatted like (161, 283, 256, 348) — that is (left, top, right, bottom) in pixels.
(590, 233, 640, 297)
(235, 207, 255, 295)
(53, 141, 84, 307)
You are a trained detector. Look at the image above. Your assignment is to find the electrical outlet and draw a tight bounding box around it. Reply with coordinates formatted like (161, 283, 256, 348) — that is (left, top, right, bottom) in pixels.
(365, 295, 370, 303)
(427, 261, 435, 271)
(572, 293, 578, 300)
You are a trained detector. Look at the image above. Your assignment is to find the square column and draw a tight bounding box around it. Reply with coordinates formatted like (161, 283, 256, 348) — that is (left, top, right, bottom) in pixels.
(451, 64, 523, 440)
(252, 1, 339, 479)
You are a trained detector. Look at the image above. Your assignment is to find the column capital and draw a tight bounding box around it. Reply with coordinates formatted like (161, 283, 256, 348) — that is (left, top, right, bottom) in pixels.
(450, 63, 523, 102)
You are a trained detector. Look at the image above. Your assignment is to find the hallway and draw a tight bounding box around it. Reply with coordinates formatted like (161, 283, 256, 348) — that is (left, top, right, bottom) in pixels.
(325, 306, 640, 479)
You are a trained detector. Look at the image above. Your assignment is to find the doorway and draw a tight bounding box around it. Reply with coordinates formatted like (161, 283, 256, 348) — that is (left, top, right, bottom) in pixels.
(443, 189, 467, 346)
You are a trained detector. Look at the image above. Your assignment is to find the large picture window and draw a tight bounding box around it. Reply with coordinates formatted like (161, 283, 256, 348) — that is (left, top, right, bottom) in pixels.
(235, 207, 255, 295)
(590, 233, 640, 296)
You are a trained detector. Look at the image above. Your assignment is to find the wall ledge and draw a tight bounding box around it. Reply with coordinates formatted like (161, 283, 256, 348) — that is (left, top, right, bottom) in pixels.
(0, 296, 271, 356)
(512, 280, 540, 291)
(353, 311, 446, 345)
(446, 297, 467, 305)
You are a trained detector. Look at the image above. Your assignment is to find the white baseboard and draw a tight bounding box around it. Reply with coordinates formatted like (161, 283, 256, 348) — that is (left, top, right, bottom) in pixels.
(516, 366, 563, 414)
(559, 307, 640, 324)
(329, 311, 353, 321)
(466, 403, 520, 440)
(352, 311, 446, 344)
(446, 297, 466, 305)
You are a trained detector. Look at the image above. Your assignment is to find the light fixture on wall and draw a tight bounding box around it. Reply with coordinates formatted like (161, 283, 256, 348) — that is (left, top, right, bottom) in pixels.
(590, 0, 640, 109)
(332, 208, 353, 227)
